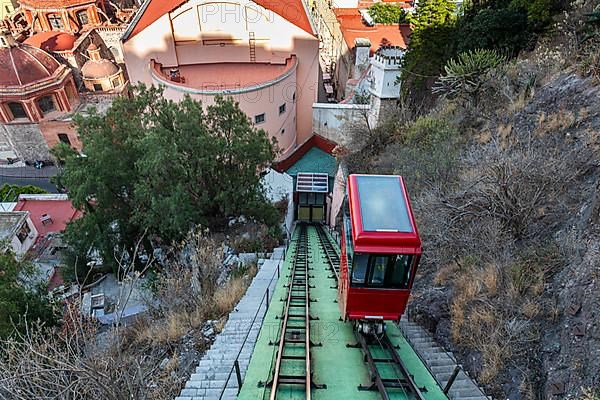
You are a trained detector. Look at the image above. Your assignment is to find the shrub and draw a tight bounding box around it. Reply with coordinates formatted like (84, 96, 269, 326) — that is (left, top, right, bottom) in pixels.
(0, 184, 47, 202)
(434, 49, 507, 101)
(456, 8, 530, 55)
(368, 3, 408, 24)
(374, 115, 461, 194)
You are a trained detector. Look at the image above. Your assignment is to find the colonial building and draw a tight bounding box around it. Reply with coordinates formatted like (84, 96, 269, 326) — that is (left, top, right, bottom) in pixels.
(0, 29, 83, 161)
(0, 30, 78, 124)
(0, 0, 17, 20)
(122, 0, 319, 158)
(81, 43, 125, 92)
(3, 0, 136, 72)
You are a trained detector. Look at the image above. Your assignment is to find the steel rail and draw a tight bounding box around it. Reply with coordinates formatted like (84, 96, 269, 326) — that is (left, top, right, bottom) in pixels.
(356, 331, 391, 400)
(315, 224, 339, 280)
(381, 334, 427, 400)
(269, 224, 311, 400)
(357, 330, 427, 400)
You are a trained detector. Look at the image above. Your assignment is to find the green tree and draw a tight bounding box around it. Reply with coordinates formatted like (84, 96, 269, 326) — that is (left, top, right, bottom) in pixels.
(368, 3, 408, 24)
(407, 0, 456, 28)
(401, 0, 458, 103)
(456, 8, 530, 54)
(58, 85, 276, 274)
(0, 184, 47, 202)
(0, 252, 56, 338)
(133, 94, 276, 239)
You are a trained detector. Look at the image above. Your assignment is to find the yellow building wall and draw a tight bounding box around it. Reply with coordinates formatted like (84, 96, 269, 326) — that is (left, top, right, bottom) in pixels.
(0, 0, 17, 19)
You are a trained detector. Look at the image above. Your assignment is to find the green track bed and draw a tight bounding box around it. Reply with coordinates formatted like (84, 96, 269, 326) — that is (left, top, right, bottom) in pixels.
(238, 225, 449, 400)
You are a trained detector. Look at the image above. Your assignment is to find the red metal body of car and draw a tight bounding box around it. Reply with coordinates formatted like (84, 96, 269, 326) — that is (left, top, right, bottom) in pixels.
(338, 175, 422, 324)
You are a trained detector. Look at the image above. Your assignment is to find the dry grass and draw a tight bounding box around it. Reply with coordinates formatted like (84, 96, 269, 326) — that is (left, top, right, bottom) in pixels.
(127, 229, 258, 350)
(213, 265, 257, 316)
(534, 109, 577, 137)
(579, 387, 600, 400)
(446, 244, 562, 385)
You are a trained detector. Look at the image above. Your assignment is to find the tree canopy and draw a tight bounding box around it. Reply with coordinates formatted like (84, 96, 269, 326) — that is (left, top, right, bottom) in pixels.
(57, 85, 276, 273)
(0, 184, 47, 202)
(368, 3, 408, 24)
(0, 252, 56, 339)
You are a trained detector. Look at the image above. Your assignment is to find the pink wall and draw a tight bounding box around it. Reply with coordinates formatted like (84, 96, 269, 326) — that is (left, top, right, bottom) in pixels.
(151, 58, 299, 155)
(122, 0, 319, 158)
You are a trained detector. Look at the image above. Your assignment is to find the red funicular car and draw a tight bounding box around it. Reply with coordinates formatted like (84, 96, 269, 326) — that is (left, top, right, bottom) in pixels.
(338, 175, 422, 336)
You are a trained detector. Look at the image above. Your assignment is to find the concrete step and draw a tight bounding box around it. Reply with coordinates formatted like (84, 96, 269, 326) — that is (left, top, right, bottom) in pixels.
(399, 319, 492, 399)
(430, 364, 457, 375)
(175, 254, 284, 400)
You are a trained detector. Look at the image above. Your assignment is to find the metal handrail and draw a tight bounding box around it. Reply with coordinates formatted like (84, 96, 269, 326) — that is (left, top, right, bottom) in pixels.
(218, 258, 282, 399)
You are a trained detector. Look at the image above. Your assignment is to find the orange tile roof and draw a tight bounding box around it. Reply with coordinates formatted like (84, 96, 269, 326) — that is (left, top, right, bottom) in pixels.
(24, 31, 76, 52)
(334, 8, 411, 54)
(19, 0, 97, 8)
(123, 0, 313, 41)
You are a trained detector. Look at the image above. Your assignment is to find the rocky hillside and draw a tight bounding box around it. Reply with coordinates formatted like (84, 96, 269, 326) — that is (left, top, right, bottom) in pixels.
(344, 2, 600, 398)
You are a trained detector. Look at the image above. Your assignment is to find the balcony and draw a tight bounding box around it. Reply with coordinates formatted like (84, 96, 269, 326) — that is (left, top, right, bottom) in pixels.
(150, 56, 297, 96)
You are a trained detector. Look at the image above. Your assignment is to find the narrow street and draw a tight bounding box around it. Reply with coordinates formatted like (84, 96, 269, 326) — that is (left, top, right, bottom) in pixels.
(0, 165, 59, 193)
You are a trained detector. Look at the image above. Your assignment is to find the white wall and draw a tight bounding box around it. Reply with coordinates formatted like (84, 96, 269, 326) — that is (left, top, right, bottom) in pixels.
(332, 0, 359, 8)
(312, 102, 370, 145)
(9, 217, 38, 257)
(369, 56, 402, 99)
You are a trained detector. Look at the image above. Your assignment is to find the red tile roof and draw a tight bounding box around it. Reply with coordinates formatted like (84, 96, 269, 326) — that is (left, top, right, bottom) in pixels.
(334, 8, 411, 54)
(123, 0, 313, 41)
(24, 31, 77, 52)
(0, 44, 62, 88)
(13, 195, 82, 238)
(19, 0, 97, 7)
(273, 134, 338, 173)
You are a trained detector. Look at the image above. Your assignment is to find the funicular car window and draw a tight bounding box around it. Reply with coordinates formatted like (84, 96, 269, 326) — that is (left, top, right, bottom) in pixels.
(352, 253, 368, 284)
(351, 254, 414, 288)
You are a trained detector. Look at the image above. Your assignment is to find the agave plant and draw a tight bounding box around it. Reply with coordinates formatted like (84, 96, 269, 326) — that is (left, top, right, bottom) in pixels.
(433, 49, 507, 99)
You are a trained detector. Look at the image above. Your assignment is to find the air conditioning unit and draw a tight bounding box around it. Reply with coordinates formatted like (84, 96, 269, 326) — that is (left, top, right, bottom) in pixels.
(28, 232, 36, 239)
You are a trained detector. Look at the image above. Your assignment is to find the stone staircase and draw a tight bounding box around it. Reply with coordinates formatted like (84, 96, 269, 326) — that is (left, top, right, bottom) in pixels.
(398, 319, 492, 400)
(176, 247, 285, 400)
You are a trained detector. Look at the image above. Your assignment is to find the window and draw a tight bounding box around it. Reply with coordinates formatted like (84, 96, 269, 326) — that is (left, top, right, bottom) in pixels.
(351, 253, 414, 289)
(352, 253, 368, 284)
(93, 83, 103, 91)
(37, 95, 55, 114)
(111, 77, 121, 88)
(281, 129, 285, 135)
(48, 14, 63, 29)
(76, 10, 89, 26)
(58, 133, 71, 146)
(254, 113, 265, 124)
(16, 222, 31, 244)
(109, 46, 121, 60)
(279, 103, 286, 115)
(343, 197, 354, 265)
(293, 92, 296, 102)
(7, 102, 27, 119)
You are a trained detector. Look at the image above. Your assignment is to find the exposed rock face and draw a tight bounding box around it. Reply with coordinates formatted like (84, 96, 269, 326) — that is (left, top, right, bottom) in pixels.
(522, 74, 600, 399)
(409, 73, 600, 399)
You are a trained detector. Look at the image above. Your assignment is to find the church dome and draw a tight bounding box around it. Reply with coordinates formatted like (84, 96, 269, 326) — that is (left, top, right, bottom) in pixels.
(0, 43, 62, 88)
(81, 58, 120, 79)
